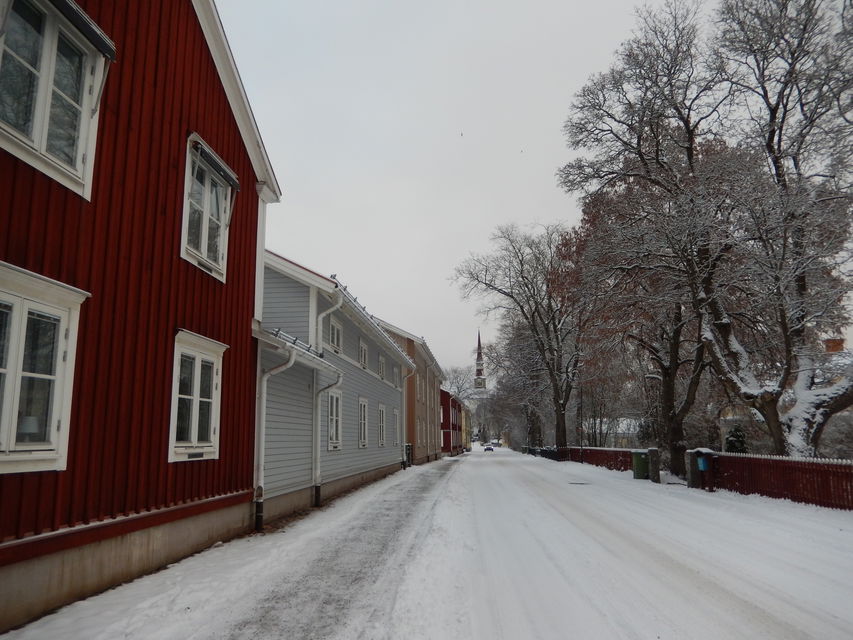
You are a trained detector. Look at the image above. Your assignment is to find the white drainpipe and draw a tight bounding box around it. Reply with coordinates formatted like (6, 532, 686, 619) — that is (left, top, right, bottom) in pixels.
(255, 346, 297, 531)
(316, 287, 344, 354)
(313, 371, 343, 506)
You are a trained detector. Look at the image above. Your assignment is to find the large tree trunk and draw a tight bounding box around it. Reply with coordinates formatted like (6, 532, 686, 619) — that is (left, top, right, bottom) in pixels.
(752, 395, 786, 455)
(555, 402, 568, 448)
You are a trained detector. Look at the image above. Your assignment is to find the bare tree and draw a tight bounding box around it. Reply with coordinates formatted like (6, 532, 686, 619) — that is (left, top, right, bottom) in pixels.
(560, 0, 853, 455)
(443, 366, 476, 405)
(454, 224, 589, 448)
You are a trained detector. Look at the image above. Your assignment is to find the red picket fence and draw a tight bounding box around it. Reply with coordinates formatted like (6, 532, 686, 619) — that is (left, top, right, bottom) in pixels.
(568, 447, 633, 471)
(710, 453, 853, 509)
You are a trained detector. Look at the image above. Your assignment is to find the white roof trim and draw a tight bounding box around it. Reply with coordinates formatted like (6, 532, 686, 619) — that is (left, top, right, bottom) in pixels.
(192, 0, 281, 202)
(264, 250, 337, 292)
(332, 279, 416, 371)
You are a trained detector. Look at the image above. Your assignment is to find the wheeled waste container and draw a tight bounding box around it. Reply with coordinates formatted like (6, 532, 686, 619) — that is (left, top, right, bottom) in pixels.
(632, 450, 649, 479)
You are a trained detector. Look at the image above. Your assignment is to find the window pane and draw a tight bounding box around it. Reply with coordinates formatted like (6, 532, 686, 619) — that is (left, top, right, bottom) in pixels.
(206, 218, 220, 264)
(0, 54, 38, 135)
(46, 92, 80, 166)
(22, 310, 59, 375)
(179, 354, 194, 396)
(6, 0, 44, 69)
(53, 34, 83, 103)
(209, 182, 222, 222)
(16, 376, 53, 443)
(197, 399, 211, 442)
(176, 397, 192, 442)
(0, 302, 10, 370)
(0, 303, 8, 423)
(188, 204, 203, 251)
(200, 360, 213, 400)
(190, 162, 205, 206)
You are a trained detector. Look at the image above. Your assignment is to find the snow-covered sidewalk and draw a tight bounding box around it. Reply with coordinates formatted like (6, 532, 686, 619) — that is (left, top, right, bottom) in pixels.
(4, 448, 852, 639)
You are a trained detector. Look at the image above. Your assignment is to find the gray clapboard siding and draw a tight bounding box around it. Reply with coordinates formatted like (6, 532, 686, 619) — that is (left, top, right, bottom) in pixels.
(318, 309, 406, 484)
(263, 267, 310, 342)
(262, 355, 315, 497)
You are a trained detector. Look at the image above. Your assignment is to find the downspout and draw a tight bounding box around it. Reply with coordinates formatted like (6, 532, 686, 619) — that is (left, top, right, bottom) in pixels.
(402, 365, 418, 467)
(313, 372, 343, 507)
(255, 346, 297, 532)
(316, 287, 344, 354)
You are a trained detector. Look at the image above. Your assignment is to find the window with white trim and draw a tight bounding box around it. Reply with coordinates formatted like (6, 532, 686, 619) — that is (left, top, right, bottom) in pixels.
(358, 339, 367, 369)
(378, 355, 385, 380)
(329, 317, 342, 353)
(0, 262, 87, 474)
(378, 403, 386, 446)
(328, 389, 341, 450)
(358, 397, 368, 448)
(393, 366, 400, 388)
(180, 134, 239, 281)
(0, 0, 114, 199)
(393, 408, 399, 446)
(168, 330, 226, 462)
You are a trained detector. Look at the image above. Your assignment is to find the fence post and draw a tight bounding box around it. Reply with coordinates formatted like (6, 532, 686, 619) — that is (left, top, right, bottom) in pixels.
(686, 450, 701, 488)
(648, 448, 660, 483)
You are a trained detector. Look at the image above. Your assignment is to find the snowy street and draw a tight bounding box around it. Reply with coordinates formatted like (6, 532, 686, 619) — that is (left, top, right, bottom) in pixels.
(5, 448, 853, 640)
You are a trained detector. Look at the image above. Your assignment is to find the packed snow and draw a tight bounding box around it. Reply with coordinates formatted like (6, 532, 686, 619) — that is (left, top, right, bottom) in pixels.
(4, 447, 852, 639)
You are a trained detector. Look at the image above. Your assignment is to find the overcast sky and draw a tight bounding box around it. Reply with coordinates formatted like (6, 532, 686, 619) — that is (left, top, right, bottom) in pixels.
(216, 0, 663, 371)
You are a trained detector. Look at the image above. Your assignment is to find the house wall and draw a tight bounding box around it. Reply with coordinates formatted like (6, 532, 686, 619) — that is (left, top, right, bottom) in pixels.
(318, 301, 405, 483)
(262, 267, 311, 342)
(0, 0, 261, 627)
(383, 329, 442, 466)
(263, 355, 315, 498)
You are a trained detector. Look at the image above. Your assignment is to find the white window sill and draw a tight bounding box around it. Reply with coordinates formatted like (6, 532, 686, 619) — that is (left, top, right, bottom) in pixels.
(180, 250, 226, 283)
(0, 450, 65, 474)
(0, 127, 90, 200)
(170, 446, 219, 462)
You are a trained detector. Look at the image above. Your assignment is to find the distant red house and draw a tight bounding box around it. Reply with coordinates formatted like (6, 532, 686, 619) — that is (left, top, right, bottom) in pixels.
(0, 0, 280, 630)
(440, 389, 463, 455)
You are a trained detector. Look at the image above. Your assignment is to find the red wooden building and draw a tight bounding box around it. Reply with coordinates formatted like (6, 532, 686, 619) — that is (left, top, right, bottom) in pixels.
(440, 389, 463, 456)
(0, 0, 280, 630)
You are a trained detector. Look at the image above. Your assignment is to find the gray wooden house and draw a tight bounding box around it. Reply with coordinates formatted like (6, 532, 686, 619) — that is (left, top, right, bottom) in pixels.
(254, 251, 413, 526)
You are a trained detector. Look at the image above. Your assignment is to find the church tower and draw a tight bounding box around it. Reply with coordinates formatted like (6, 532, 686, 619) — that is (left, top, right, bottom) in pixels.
(474, 331, 486, 389)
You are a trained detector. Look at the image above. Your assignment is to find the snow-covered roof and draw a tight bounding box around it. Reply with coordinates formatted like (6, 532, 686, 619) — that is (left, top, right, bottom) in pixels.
(375, 317, 444, 381)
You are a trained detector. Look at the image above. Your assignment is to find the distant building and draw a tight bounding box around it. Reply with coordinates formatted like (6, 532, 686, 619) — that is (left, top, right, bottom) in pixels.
(377, 320, 444, 465)
(474, 331, 486, 389)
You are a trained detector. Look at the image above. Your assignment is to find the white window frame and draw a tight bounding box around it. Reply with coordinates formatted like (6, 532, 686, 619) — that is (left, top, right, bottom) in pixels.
(0, 0, 113, 200)
(393, 408, 400, 446)
(329, 316, 342, 353)
(393, 366, 400, 388)
(378, 403, 386, 446)
(179, 133, 238, 282)
(358, 339, 368, 369)
(327, 389, 341, 451)
(168, 329, 227, 462)
(358, 397, 368, 448)
(0, 262, 87, 474)
(378, 355, 385, 380)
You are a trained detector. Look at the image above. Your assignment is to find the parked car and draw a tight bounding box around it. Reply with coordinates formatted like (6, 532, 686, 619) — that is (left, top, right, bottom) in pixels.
(484, 445, 494, 452)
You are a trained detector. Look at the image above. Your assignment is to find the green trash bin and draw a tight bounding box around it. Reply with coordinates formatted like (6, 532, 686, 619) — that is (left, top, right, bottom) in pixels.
(632, 450, 649, 479)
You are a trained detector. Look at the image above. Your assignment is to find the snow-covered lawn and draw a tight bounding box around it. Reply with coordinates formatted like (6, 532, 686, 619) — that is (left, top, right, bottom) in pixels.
(4, 448, 852, 639)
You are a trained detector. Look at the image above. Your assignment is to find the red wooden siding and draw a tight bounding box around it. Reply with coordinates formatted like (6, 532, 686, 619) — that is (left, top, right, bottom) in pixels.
(0, 0, 260, 551)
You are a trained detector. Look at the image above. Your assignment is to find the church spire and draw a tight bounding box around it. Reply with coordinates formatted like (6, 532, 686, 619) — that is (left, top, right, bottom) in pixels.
(475, 330, 486, 389)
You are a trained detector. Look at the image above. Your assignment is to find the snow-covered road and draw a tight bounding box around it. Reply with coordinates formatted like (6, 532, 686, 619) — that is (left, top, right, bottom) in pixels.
(4, 448, 852, 639)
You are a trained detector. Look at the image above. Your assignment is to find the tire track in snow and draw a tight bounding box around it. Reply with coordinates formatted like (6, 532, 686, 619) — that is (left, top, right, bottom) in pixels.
(219, 461, 459, 640)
